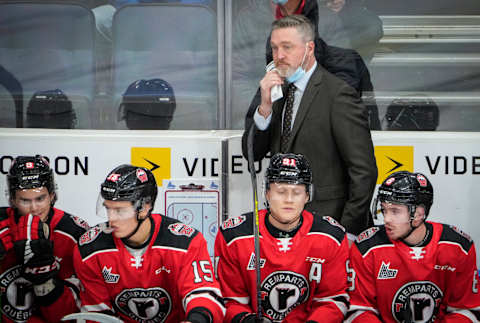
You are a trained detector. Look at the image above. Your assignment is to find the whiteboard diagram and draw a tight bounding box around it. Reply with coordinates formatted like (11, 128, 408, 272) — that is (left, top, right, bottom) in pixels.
(164, 182, 220, 259)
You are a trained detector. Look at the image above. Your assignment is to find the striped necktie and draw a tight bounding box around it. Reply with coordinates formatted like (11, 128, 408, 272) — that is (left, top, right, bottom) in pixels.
(280, 83, 297, 152)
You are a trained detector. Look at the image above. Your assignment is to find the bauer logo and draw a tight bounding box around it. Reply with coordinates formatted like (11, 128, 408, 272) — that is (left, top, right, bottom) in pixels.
(374, 146, 414, 184)
(131, 147, 171, 187)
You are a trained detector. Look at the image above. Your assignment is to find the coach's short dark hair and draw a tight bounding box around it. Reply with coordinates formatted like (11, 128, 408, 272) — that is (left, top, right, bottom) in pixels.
(272, 14, 315, 42)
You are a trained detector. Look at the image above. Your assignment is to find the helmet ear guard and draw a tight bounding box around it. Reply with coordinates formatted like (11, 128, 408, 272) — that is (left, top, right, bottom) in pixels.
(307, 184, 314, 202)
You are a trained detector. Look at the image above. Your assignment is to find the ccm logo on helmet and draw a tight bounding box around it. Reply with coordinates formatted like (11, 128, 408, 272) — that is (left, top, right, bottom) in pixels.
(22, 175, 40, 180)
(26, 162, 34, 169)
(280, 171, 297, 176)
(378, 189, 392, 196)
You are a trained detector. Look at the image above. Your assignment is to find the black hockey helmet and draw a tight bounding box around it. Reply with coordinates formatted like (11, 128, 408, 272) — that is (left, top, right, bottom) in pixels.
(385, 96, 439, 131)
(120, 78, 176, 130)
(265, 153, 313, 200)
(101, 164, 158, 210)
(7, 155, 56, 201)
(26, 89, 76, 129)
(374, 171, 433, 219)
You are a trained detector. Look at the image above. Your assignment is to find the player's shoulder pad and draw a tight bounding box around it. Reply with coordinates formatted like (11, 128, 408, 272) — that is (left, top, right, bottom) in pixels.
(355, 225, 392, 256)
(77, 224, 115, 259)
(219, 212, 253, 244)
(440, 223, 473, 254)
(55, 211, 90, 241)
(309, 216, 346, 244)
(153, 215, 199, 251)
(0, 207, 9, 221)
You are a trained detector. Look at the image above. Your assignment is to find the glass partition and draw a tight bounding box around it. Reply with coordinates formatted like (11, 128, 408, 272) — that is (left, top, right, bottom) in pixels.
(0, 2, 95, 129)
(0, 1, 479, 131)
(227, 0, 480, 131)
(110, 4, 218, 130)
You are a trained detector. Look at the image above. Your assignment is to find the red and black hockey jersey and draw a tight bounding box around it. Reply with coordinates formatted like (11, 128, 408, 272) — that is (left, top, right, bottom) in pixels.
(346, 222, 480, 323)
(215, 209, 349, 323)
(73, 213, 225, 323)
(0, 207, 88, 323)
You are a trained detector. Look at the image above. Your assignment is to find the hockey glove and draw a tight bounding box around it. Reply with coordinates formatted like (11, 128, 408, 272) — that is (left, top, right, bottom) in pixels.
(185, 307, 213, 323)
(14, 213, 59, 285)
(239, 313, 273, 323)
(0, 217, 13, 260)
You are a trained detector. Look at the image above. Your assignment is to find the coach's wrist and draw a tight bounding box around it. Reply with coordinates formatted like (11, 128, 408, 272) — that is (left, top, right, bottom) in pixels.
(257, 105, 272, 118)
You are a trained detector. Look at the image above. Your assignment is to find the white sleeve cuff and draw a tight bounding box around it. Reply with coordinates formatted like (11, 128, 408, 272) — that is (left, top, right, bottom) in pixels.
(254, 106, 272, 131)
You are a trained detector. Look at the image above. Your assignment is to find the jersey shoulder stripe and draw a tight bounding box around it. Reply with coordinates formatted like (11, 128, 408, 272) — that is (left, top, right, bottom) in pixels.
(439, 223, 473, 254)
(77, 224, 116, 259)
(54, 211, 89, 241)
(355, 225, 392, 256)
(153, 214, 199, 251)
(309, 215, 345, 245)
(219, 212, 253, 244)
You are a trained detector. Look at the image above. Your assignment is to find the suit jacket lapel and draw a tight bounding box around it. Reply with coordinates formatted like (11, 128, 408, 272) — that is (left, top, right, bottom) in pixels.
(287, 67, 324, 150)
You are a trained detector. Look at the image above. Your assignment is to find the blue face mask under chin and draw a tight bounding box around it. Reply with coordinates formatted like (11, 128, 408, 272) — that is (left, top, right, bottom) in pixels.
(272, 0, 288, 5)
(286, 67, 306, 83)
(286, 44, 309, 83)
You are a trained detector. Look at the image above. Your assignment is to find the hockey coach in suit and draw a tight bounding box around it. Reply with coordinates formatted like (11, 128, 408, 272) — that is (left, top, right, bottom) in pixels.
(242, 14, 377, 238)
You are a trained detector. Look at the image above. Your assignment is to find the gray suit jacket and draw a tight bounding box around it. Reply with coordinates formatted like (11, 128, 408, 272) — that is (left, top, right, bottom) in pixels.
(242, 64, 377, 235)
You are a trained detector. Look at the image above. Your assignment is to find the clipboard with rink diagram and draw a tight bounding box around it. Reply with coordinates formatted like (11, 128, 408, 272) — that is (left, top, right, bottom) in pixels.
(164, 181, 220, 259)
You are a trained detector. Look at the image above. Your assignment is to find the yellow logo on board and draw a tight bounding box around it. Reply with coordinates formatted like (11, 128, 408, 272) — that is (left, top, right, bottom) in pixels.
(374, 146, 414, 184)
(131, 148, 171, 186)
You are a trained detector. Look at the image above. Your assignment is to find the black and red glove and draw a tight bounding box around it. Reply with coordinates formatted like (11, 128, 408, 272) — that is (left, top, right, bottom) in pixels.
(14, 213, 59, 285)
(236, 313, 273, 323)
(0, 217, 13, 260)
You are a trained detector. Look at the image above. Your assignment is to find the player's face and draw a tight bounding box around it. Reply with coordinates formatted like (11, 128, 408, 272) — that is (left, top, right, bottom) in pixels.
(266, 182, 309, 231)
(382, 202, 412, 240)
(271, 27, 312, 78)
(12, 187, 53, 221)
(104, 200, 138, 239)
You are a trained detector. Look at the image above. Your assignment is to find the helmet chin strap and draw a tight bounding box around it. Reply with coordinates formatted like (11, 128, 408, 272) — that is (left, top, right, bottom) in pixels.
(123, 200, 152, 242)
(123, 216, 145, 242)
(399, 205, 421, 242)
